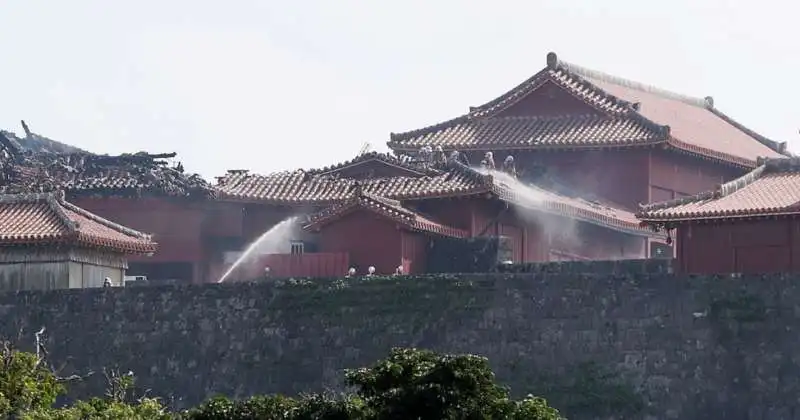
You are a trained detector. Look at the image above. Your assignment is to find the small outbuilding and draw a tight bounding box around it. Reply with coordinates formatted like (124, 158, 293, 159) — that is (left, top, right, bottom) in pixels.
(637, 157, 800, 274)
(0, 192, 157, 290)
(303, 189, 470, 275)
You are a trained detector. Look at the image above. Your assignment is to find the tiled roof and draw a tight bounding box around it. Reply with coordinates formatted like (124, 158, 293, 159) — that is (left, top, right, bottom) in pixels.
(215, 165, 486, 204)
(637, 157, 800, 222)
(386, 114, 663, 150)
(388, 52, 788, 168)
(304, 190, 469, 238)
(0, 192, 157, 253)
(216, 157, 660, 237)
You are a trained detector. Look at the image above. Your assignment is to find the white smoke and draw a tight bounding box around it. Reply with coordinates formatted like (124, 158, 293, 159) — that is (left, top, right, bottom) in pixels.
(474, 167, 580, 257)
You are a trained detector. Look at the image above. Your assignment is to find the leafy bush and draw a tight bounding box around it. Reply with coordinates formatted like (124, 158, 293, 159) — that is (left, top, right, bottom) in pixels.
(1, 342, 563, 419)
(0, 343, 63, 418)
(20, 397, 171, 420)
(344, 347, 562, 420)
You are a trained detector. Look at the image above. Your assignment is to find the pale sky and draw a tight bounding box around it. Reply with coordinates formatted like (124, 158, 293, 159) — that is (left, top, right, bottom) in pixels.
(1, 0, 797, 180)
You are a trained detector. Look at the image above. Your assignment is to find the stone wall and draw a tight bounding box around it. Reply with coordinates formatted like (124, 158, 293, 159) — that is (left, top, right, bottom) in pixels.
(0, 269, 796, 419)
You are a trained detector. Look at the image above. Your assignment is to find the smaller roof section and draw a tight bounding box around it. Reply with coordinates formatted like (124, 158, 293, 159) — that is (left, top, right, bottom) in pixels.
(0, 191, 157, 254)
(638, 157, 800, 223)
(304, 187, 469, 238)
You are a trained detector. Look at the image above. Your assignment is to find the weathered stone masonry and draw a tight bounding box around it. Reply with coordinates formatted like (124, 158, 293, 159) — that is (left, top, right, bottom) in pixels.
(0, 266, 798, 420)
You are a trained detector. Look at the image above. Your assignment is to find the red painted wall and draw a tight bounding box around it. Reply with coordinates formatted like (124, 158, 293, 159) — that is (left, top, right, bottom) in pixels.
(70, 197, 205, 263)
(208, 253, 350, 281)
(401, 230, 428, 274)
(204, 202, 244, 237)
(495, 81, 602, 118)
(648, 150, 743, 202)
(316, 210, 403, 275)
(409, 197, 476, 232)
(676, 219, 800, 274)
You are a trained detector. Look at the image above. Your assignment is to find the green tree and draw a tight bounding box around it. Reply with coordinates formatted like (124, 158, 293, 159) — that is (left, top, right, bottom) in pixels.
(0, 341, 64, 418)
(2, 343, 564, 419)
(345, 347, 563, 420)
(20, 397, 171, 420)
(19, 362, 171, 419)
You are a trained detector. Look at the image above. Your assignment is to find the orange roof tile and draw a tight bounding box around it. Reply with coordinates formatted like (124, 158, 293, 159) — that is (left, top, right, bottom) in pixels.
(215, 157, 661, 238)
(304, 190, 469, 238)
(0, 192, 157, 254)
(215, 166, 486, 204)
(387, 115, 662, 151)
(388, 52, 788, 168)
(637, 157, 800, 222)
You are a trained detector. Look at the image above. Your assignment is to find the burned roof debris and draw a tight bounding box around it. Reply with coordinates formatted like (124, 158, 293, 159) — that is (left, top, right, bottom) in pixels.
(2, 120, 88, 155)
(0, 127, 214, 199)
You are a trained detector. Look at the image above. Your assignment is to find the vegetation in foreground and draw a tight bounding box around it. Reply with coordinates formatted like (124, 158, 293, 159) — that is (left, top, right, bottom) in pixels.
(1, 342, 563, 420)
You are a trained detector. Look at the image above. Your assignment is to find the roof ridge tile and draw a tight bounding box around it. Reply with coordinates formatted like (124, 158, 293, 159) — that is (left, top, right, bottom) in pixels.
(548, 52, 710, 109)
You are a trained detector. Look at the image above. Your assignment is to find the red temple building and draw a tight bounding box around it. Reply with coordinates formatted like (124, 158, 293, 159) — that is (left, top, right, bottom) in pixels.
(638, 157, 800, 274)
(2, 51, 790, 281)
(386, 52, 789, 258)
(213, 152, 659, 279)
(208, 51, 791, 279)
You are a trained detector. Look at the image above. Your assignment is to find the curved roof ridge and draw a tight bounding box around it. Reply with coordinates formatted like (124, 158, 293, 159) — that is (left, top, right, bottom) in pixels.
(707, 107, 788, 155)
(390, 115, 471, 142)
(308, 150, 439, 177)
(548, 52, 710, 109)
(44, 191, 78, 233)
(489, 113, 609, 122)
(58, 197, 153, 240)
(0, 191, 77, 233)
(759, 156, 800, 171)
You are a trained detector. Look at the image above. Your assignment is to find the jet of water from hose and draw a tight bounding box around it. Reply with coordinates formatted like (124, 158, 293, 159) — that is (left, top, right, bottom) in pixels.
(217, 216, 300, 283)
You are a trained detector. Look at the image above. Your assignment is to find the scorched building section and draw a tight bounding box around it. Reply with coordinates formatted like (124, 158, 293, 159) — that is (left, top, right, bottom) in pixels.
(0, 127, 216, 284)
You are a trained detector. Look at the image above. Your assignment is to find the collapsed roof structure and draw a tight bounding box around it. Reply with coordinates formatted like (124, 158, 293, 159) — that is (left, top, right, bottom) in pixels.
(0, 121, 214, 199)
